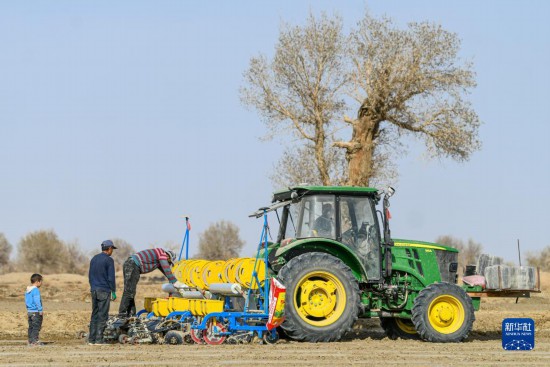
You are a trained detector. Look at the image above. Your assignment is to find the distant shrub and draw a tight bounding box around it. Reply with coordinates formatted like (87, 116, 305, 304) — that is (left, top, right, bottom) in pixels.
(435, 235, 483, 273)
(197, 221, 245, 260)
(63, 240, 89, 274)
(17, 230, 66, 273)
(17, 229, 89, 274)
(110, 238, 135, 267)
(0, 233, 13, 273)
(526, 246, 550, 271)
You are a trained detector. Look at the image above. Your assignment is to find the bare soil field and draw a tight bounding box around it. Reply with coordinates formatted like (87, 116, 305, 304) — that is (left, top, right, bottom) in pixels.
(1, 271, 549, 366)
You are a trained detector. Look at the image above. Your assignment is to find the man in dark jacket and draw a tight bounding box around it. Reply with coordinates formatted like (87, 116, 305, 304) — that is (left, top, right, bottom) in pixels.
(88, 240, 117, 345)
(118, 248, 182, 317)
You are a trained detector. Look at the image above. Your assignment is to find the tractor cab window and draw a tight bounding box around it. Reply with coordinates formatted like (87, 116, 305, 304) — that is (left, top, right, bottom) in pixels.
(284, 202, 300, 239)
(290, 195, 336, 240)
(340, 196, 380, 280)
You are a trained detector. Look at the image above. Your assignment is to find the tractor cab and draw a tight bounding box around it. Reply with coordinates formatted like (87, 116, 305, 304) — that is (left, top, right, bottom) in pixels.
(259, 186, 386, 282)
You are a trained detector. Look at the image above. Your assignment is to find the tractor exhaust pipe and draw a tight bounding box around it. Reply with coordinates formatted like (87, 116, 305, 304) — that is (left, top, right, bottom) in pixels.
(383, 187, 395, 277)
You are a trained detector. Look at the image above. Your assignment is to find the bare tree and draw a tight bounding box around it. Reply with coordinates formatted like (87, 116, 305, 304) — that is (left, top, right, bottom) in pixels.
(0, 233, 12, 272)
(338, 14, 481, 186)
(111, 238, 136, 267)
(271, 144, 348, 188)
(196, 221, 245, 260)
(242, 11, 481, 187)
(241, 13, 348, 186)
(17, 229, 67, 274)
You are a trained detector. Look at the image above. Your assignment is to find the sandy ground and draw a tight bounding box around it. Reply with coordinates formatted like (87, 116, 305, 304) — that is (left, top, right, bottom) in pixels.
(1, 271, 549, 366)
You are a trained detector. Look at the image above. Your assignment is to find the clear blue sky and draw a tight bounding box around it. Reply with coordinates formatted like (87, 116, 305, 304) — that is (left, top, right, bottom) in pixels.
(1, 1, 548, 263)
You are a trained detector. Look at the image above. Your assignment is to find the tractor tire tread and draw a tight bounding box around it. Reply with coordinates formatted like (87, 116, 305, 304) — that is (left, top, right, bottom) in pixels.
(278, 252, 360, 343)
(411, 282, 475, 343)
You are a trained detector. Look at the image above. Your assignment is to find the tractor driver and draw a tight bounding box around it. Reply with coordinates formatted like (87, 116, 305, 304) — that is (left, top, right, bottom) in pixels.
(313, 203, 334, 237)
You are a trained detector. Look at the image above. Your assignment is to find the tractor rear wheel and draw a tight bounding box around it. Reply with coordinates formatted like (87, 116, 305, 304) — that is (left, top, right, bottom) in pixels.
(411, 282, 475, 342)
(278, 252, 360, 342)
(380, 318, 419, 340)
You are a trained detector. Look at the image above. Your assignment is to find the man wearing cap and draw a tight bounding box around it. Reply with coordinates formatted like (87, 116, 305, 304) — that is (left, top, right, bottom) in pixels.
(88, 240, 117, 345)
(118, 248, 182, 317)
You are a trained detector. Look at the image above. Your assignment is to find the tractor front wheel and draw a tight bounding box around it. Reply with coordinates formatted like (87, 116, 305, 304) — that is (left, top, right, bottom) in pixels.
(411, 282, 475, 342)
(278, 252, 360, 342)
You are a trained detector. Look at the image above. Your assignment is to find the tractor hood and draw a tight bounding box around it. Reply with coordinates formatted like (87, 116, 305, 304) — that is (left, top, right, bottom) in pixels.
(392, 239, 458, 253)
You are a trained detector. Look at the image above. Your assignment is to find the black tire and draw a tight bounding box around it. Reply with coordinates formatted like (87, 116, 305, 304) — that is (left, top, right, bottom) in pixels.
(278, 252, 360, 342)
(411, 282, 475, 343)
(262, 331, 279, 344)
(275, 326, 290, 340)
(164, 330, 184, 345)
(380, 318, 419, 340)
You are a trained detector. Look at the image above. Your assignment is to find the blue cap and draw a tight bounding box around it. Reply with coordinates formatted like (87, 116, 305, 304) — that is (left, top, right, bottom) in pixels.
(101, 240, 117, 250)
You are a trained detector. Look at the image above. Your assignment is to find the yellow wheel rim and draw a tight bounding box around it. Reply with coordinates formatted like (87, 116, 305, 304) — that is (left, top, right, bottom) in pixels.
(191, 260, 210, 290)
(428, 295, 465, 334)
(203, 260, 225, 290)
(236, 258, 266, 289)
(223, 258, 241, 283)
(294, 271, 346, 327)
(396, 319, 417, 335)
(172, 260, 187, 284)
(183, 260, 200, 286)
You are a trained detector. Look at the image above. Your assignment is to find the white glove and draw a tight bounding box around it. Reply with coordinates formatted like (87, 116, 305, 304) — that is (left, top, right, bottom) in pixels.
(173, 281, 185, 289)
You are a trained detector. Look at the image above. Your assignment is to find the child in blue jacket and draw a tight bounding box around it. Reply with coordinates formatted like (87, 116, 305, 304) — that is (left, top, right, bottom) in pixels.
(25, 273, 44, 346)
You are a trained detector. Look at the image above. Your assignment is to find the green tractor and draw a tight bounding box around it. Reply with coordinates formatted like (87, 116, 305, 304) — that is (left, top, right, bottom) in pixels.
(256, 185, 479, 343)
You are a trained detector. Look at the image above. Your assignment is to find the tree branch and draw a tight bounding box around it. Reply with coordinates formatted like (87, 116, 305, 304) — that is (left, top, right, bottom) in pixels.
(333, 140, 359, 151)
(343, 115, 356, 125)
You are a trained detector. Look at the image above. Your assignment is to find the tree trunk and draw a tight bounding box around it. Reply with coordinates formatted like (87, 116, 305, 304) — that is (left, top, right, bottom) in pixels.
(315, 124, 331, 185)
(347, 116, 378, 187)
